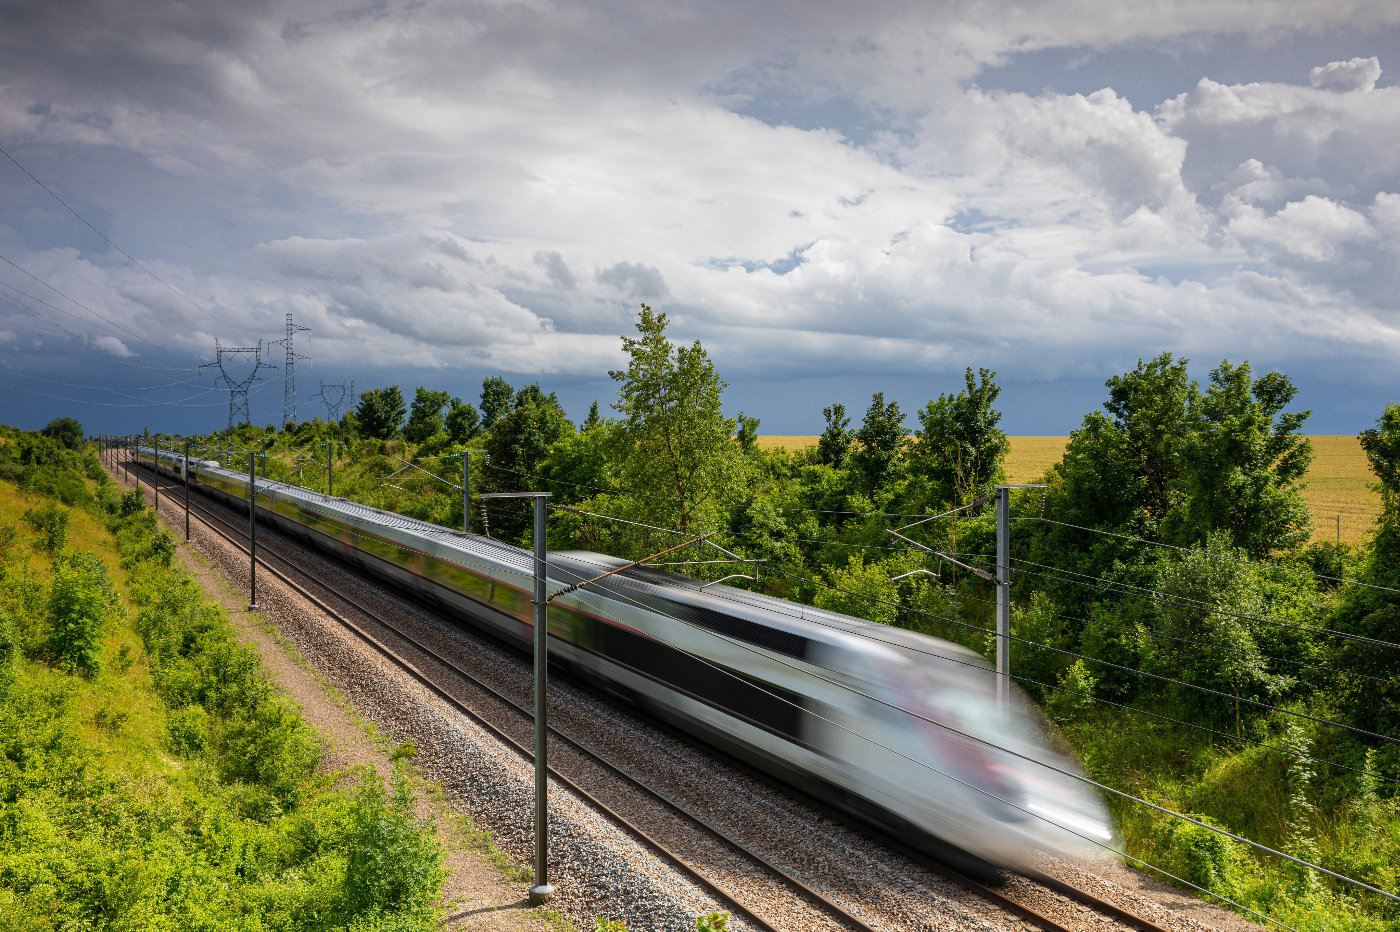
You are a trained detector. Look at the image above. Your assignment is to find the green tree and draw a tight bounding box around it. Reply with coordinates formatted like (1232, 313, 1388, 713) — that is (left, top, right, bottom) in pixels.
(1334, 403, 1400, 732)
(480, 376, 515, 431)
(1103, 353, 1194, 520)
(445, 397, 481, 442)
(355, 385, 407, 440)
(608, 304, 741, 539)
(42, 416, 85, 451)
(906, 367, 1009, 506)
(1142, 532, 1292, 726)
(1167, 361, 1313, 556)
(851, 392, 907, 489)
(735, 413, 760, 453)
(816, 403, 852, 468)
(582, 400, 603, 432)
(405, 387, 452, 443)
(485, 385, 575, 538)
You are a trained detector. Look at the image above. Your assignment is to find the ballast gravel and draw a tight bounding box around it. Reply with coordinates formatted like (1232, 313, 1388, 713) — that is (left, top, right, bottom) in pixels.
(132, 468, 1243, 932)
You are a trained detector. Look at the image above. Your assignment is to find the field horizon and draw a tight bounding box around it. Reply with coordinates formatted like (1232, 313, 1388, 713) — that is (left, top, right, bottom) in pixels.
(755, 435, 1379, 545)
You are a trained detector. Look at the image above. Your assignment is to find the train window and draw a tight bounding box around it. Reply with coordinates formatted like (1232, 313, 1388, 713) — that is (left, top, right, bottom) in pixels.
(597, 621, 803, 742)
(602, 578, 810, 660)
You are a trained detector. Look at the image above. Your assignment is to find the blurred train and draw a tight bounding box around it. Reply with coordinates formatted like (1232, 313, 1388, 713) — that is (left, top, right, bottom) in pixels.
(134, 446, 1114, 874)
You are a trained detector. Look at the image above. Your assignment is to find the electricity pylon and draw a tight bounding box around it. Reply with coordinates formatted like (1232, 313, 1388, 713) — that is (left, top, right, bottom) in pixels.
(201, 340, 278, 428)
(312, 380, 356, 422)
(272, 313, 311, 426)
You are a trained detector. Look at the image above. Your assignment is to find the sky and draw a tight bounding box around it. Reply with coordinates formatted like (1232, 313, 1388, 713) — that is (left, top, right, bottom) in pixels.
(1, 1, 1398, 437)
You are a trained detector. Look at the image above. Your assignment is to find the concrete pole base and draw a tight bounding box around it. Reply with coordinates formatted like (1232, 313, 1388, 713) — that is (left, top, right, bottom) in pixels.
(527, 885, 554, 906)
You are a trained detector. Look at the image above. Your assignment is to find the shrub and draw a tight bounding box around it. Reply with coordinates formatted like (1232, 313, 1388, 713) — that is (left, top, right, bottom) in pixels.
(0, 610, 16, 700)
(216, 699, 323, 806)
(0, 519, 17, 560)
(167, 704, 210, 756)
(46, 551, 116, 674)
(341, 768, 446, 921)
(1158, 814, 1244, 897)
(24, 500, 70, 554)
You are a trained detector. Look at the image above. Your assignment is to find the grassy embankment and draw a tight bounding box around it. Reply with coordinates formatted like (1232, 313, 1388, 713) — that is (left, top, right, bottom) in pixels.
(756, 435, 1381, 546)
(0, 434, 447, 931)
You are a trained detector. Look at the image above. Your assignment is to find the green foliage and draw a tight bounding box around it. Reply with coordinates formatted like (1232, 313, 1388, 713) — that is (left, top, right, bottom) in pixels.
(1047, 658, 1098, 721)
(23, 501, 69, 554)
(485, 384, 575, 539)
(1155, 814, 1245, 897)
(341, 767, 446, 919)
(0, 610, 16, 700)
(41, 416, 84, 451)
(607, 304, 742, 542)
(1281, 722, 1321, 897)
(445, 397, 481, 442)
(817, 403, 852, 468)
(405, 387, 452, 444)
(479, 375, 515, 430)
(814, 554, 900, 625)
(594, 918, 629, 932)
(735, 412, 760, 453)
(356, 385, 409, 439)
(1168, 361, 1313, 557)
(1360, 402, 1400, 496)
(695, 911, 730, 932)
(851, 392, 907, 489)
(1142, 532, 1292, 724)
(906, 367, 1009, 506)
(582, 400, 603, 432)
(0, 423, 447, 932)
(46, 550, 116, 675)
(1103, 353, 1195, 520)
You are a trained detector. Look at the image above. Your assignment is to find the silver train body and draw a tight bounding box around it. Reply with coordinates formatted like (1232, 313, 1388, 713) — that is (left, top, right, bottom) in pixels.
(136, 447, 1114, 873)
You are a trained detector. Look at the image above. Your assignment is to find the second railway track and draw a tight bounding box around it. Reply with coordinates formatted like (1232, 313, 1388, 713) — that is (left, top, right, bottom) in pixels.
(120, 458, 1183, 932)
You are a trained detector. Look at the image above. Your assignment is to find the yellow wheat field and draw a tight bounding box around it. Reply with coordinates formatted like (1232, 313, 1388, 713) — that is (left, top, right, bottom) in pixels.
(756, 434, 1380, 545)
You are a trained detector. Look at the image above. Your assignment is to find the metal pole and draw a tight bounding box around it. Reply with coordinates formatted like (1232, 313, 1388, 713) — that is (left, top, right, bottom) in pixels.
(1337, 514, 1341, 542)
(463, 451, 471, 532)
(261, 439, 267, 478)
(183, 441, 191, 541)
(530, 493, 552, 906)
(995, 485, 1011, 712)
(327, 441, 334, 497)
(153, 440, 160, 511)
(248, 450, 259, 611)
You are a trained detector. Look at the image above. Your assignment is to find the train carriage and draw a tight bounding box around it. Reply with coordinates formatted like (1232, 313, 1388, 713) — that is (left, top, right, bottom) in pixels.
(134, 446, 1114, 874)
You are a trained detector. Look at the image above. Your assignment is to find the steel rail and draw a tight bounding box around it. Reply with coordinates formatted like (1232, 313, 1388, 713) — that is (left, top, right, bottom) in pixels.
(128, 461, 1169, 932)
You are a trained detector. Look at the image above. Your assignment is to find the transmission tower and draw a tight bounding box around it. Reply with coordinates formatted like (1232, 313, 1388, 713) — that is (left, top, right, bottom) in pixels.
(313, 380, 356, 422)
(200, 340, 279, 428)
(272, 313, 311, 426)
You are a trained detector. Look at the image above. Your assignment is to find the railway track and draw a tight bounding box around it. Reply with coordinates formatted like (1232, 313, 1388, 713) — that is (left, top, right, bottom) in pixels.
(120, 458, 1176, 932)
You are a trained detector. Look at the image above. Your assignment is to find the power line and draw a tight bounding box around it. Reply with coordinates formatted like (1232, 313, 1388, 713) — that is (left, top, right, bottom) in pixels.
(547, 504, 1399, 743)
(489, 461, 958, 518)
(539, 549, 1399, 909)
(0, 144, 258, 340)
(1012, 563, 1400, 653)
(0, 251, 189, 359)
(0, 301, 202, 374)
(1019, 515, 1400, 596)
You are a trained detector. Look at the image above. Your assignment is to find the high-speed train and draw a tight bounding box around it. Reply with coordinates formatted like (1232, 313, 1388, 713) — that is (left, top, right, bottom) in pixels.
(134, 446, 1114, 874)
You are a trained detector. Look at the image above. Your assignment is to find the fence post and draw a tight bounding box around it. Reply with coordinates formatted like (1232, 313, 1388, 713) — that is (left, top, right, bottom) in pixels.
(248, 450, 259, 611)
(996, 485, 1010, 712)
(184, 441, 191, 542)
(479, 491, 553, 904)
